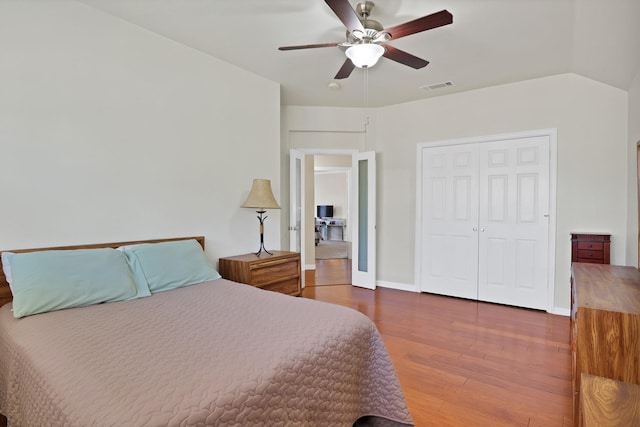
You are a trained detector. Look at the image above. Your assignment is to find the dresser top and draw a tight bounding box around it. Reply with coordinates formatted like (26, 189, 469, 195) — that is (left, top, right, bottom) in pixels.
(572, 263, 640, 313)
(570, 233, 611, 240)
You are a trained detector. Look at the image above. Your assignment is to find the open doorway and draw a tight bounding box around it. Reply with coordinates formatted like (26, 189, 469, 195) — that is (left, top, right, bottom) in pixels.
(314, 155, 352, 260)
(310, 154, 352, 286)
(290, 148, 376, 289)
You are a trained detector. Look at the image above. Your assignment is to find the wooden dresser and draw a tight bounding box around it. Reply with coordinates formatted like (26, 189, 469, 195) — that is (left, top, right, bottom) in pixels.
(571, 233, 611, 264)
(581, 374, 640, 426)
(219, 251, 301, 296)
(571, 263, 640, 426)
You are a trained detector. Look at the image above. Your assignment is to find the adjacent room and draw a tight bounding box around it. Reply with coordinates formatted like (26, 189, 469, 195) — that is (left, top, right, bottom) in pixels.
(1, 0, 639, 426)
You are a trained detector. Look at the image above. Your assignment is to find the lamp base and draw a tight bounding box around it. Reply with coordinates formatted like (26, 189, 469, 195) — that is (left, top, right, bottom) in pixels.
(254, 210, 273, 257)
(255, 243, 273, 257)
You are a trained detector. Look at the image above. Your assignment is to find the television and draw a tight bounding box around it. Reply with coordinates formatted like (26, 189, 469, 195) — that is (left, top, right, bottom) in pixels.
(317, 205, 334, 218)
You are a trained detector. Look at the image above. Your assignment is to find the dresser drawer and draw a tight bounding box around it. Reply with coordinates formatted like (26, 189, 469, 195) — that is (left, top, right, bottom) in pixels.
(577, 249, 604, 262)
(577, 258, 604, 264)
(577, 242, 604, 251)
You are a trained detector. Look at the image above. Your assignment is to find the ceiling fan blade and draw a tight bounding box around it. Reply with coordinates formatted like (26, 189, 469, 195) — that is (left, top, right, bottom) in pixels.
(325, 0, 365, 34)
(334, 59, 356, 79)
(382, 45, 429, 69)
(279, 42, 340, 51)
(384, 10, 453, 40)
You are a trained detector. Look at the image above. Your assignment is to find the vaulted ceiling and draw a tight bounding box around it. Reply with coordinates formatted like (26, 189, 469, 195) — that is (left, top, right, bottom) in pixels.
(78, 0, 640, 107)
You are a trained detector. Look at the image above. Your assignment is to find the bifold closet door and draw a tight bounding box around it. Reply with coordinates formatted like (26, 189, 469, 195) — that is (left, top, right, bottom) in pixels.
(420, 136, 550, 310)
(420, 143, 480, 300)
(477, 136, 549, 310)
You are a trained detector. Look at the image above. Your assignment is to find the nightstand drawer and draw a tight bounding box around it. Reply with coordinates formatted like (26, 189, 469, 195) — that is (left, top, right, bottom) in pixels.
(249, 258, 298, 285)
(259, 277, 300, 295)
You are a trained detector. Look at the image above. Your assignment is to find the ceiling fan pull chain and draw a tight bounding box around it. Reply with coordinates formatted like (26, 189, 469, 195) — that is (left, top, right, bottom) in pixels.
(363, 65, 371, 149)
(364, 65, 369, 109)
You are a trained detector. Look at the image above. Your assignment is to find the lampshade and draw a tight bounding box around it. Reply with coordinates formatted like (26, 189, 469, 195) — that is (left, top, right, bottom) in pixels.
(345, 43, 385, 68)
(241, 179, 280, 210)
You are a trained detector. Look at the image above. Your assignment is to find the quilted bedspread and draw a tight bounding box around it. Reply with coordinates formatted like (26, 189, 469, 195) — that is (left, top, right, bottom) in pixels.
(0, 279, 413, 426)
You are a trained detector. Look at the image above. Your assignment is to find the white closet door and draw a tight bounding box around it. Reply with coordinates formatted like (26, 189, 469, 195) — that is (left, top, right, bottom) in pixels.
(477, 136, 549, 310)
(420, 144, 479, 300)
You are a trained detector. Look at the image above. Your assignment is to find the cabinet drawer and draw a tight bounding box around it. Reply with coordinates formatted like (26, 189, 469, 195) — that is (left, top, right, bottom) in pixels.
(577, 242, 604, 251)
(577, 258, 604, 264)
(259, 277, 300, 295)
(249, 259, 298, 285)
(577, 250, 603, 261)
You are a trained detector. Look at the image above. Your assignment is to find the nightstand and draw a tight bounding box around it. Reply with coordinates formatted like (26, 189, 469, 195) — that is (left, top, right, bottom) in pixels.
(570, 233, 611, 264)
(218, 251, 301, 296)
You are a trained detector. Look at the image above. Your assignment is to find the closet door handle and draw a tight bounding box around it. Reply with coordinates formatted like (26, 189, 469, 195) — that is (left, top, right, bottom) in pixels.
(473, 227, 478, 231)
(480, 228, 485, 232)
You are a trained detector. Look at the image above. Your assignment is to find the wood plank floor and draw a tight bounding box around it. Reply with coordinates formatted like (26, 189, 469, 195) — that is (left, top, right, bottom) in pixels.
(303, 260, 572, 426)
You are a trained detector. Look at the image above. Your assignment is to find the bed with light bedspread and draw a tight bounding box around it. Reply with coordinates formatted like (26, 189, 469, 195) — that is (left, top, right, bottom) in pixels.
(0, 237, 412, 426)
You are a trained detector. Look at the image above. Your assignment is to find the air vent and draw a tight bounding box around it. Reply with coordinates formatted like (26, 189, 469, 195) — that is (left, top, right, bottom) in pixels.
(421, 81, 454, 91)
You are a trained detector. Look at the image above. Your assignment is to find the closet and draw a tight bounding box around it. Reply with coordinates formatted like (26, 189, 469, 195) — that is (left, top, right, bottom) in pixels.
(417, 133, 552, 310)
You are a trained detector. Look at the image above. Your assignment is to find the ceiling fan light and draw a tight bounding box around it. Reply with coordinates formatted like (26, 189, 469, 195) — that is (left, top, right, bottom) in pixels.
(345, 43, 384, 68)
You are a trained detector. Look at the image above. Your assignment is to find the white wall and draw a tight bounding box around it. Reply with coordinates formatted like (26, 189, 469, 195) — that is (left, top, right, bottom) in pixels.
(315, 172, 348, 220)
(0, 1, 281, 264)
(283, 74, 628, 312)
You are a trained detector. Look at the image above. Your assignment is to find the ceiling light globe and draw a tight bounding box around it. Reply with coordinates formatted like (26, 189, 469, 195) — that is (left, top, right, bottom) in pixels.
(345, 43, 385, 68)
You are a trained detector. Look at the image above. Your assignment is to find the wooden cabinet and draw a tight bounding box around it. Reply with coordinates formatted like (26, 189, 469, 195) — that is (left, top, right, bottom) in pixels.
(219, 251, 301, 296)
(571, 233, 611, 264)
(571, 263, 640, 426)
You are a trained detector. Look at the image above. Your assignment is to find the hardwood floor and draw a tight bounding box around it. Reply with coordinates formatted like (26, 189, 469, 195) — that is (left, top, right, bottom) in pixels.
(302, 262, 572, 426)
(306, 258, 351, 286)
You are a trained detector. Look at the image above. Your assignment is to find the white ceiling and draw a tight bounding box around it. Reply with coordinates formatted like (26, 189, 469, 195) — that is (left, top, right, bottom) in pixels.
(77, 0, 640, 108)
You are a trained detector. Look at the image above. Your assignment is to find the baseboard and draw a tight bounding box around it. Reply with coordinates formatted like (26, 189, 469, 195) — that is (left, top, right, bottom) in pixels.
(375, 280, 571, 315)
(551, 307, 570, 317)
(304, 264, 316, 271)
(376, 280, 420, 293)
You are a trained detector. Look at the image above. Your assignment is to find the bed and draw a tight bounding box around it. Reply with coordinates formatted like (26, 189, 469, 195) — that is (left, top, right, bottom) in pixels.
(0, 236, 413, 426)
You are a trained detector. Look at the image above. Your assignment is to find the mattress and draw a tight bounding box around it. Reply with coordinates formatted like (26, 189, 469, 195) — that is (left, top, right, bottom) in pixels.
(0, 279, 412, 426)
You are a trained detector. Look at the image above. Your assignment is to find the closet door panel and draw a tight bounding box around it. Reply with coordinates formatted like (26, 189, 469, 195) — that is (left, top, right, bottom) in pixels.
(477, 136, 549, 310)
(421, 144, 479, 300)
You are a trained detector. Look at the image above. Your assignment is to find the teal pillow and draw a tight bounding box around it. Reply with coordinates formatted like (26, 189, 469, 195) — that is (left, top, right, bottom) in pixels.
(122, 239, 221, 294)
(7, 248, 150, 318)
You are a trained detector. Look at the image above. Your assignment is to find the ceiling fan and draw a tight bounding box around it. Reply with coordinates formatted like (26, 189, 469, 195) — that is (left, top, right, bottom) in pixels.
(278, 0, 453, 79)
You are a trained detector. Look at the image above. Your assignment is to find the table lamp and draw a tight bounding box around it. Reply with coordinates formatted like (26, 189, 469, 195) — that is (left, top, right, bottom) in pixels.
(241, 179, 280, 256)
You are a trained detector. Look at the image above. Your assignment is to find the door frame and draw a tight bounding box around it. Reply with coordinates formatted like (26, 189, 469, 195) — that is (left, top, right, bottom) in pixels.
(414, 128, 558, 313)
(289, 149, 305, 254)
(291, 148, 358, 273)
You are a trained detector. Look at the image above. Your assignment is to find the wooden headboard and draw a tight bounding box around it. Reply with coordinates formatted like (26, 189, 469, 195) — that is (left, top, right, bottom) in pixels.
(0, 236, 205, 307)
